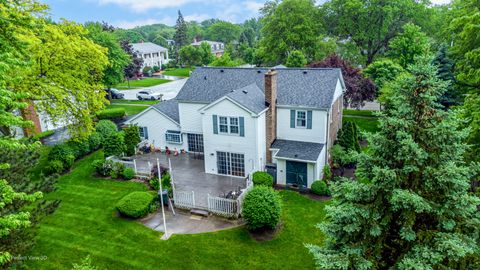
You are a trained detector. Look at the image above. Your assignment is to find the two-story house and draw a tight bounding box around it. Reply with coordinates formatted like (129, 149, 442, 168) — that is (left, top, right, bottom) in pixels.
(125, 67, 344, 188)
(191, 40, 225, 57)
(131, 42, 170, 70)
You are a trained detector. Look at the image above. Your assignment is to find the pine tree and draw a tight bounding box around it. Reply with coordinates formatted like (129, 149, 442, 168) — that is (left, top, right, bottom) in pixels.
(433, 44, 460, 109)
(173, 10, 188, 64)
(308, 56, 480, 269)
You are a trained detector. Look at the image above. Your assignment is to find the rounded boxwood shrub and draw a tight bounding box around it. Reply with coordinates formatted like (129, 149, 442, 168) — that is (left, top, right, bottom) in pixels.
(123, 168, 135, 180)
(116, 191, 155, 218)
(46, 160, 64, 174)
(252, 171, 273, 187)
(242, 186, 281, 231)
(311, 180, 331, 196)
(88, 132, 103, 151)
(95, 120, 118, 141)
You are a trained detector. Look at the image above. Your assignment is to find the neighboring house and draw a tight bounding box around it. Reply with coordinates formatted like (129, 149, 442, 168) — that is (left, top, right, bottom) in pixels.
(126, 67, 345, 188)
(191, 40, 225, 57)
(131, 42, 170, 70)
(19, 103, 68, 137)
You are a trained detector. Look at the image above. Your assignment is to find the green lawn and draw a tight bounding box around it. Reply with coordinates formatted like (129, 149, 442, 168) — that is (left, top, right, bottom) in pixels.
(26, 152, 328, 269)
(162, 68, 193, 77)
(106, 104, 149, 116)
(116, 78, 171, 89)
(343, 109, 378, 117)
(344, 116, 380, 133)
(110, 100, 159, 105)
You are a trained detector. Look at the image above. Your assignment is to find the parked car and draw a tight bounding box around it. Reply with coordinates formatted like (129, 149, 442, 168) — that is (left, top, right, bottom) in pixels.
(137, 90, 162, 100)
(105, 88, 125, 99)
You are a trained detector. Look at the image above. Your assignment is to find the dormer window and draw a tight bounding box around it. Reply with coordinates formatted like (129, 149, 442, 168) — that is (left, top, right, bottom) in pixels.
(296, 110, 307, 128)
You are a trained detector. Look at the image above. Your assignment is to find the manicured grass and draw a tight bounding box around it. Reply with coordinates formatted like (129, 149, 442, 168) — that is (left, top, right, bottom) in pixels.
(116, 78, 171, 89)
(343, 109, 378, 117)
(26, 152, 328, 269)
(110, 99, 159, 105)
(106, 104, 149, 116)
(344, 116, 380, 133)
(162, 68, 193, 77)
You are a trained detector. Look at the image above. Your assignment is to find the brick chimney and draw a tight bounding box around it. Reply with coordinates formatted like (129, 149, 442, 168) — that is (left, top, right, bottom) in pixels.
(21, 102, 42, 137)
(265, 70, 277, 164)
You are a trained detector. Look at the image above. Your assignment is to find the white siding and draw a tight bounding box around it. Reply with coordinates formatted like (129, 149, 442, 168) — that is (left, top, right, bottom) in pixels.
(333, 79, 343, 101)
(128, 108, 186, 151)
(276, 108, 328, 144)
(179, 102, 205, 133)
(314, 147, 326, 182)
(202, 99, 263, 176)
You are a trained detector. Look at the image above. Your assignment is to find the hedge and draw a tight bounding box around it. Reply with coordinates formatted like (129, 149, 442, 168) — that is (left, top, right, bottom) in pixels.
(242, 186, 281, 231)
(96, 108, 126, 120)
(252, 171, 274, 187)
(116, 191, 155, 218)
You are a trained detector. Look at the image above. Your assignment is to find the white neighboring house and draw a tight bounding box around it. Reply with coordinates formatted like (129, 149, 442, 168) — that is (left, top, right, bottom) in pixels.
(191, 40, 225, 57)
(131, 42, 170, 70)
(126, 67, 345, 188)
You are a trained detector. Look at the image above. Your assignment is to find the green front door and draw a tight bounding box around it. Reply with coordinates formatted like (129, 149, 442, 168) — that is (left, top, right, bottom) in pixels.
(286, 161, 308, 187)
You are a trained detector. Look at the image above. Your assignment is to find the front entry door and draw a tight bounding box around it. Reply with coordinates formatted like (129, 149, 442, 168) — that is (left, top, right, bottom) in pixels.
(286, 161, 307, 187)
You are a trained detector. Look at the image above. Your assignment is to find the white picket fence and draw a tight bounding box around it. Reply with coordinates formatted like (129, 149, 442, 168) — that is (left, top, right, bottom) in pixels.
(207, 195, 238, 217)
(173, 190, 195, 209)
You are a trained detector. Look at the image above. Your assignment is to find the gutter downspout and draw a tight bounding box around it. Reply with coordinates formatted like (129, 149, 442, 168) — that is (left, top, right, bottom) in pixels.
(325, 109, 330, 165)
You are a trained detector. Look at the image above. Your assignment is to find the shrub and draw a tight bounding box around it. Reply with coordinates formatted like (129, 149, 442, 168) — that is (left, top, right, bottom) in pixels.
(143, 66, 153, 77)
(110, 162, 126, 179)
(95, 120, 118, 141)
(103, 132, 126, 157)
(96, 108, 126, 120)
(123, 125, 141, 156)
(149, 178, 160, 190)
(88, 132, 102, 151)
(252, 171, 273, 187)
(323, 164, 333, 182)
(46, 160, 64, 174)
(152, 66, 160, 72)
(67, 140, 90, 159)
(32, 130, 55, 141)
(49, 144, 74, 165)
(116, 191, 155, 218)
(242, 186, 281, 231)
(92, 159, 114, 177)
(311, 180, 331, 196)
(331, 144, 357, 168)
(123, 168, 135, 180)
(63, 154, 75, 169)
(337, 121, 361, 152)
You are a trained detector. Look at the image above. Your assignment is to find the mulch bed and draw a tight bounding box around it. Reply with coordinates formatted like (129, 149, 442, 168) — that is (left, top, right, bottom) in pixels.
(304, 193, 332, 201)
(248, 222, 284, 242)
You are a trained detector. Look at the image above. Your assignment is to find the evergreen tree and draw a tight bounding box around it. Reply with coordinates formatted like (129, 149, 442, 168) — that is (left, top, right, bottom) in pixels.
(308, 56, 480, 269)
(433, 44, 461, 108)
(123, 125, 140, 157)
(336, 121, 361, 153)
(173, 10, 188, 63)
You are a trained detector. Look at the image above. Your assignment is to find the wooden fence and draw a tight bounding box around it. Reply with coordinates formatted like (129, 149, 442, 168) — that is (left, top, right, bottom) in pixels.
(173, 190, 195, 209)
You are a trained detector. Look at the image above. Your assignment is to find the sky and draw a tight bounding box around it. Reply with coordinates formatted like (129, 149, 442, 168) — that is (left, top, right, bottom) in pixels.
(42, 0, 452, 29)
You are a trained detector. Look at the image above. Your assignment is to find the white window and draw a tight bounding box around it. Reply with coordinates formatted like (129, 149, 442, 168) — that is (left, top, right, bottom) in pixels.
(139, 127, 148, 139)
(296, 110, 307, 128)
(165, 130, 182, 144)
(218, 116, 239, 135)
(219, 116, 229, 133)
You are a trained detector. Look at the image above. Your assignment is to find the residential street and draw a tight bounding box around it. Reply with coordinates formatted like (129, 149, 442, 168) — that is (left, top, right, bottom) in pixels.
(120, 78, 187, 101)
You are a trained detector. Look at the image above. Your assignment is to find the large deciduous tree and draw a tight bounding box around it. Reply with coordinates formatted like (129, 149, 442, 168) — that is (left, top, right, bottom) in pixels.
(321, 0, 430, 65)
(205, 21, 241, 44)
(388, 23, 431, 68)
(363, 59, 405, 90)
(179, 45, 202, 67)
(309, 54, 375, 108)
(308, 56, 480, 269)
(259, 0, 322, 64)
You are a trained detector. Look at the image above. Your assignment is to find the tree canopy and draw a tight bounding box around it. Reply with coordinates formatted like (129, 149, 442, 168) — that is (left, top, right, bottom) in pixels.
(388, 23, 430, 68)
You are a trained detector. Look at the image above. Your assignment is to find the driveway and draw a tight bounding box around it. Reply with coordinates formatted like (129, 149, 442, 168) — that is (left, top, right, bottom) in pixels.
(120, 78, 187, 101)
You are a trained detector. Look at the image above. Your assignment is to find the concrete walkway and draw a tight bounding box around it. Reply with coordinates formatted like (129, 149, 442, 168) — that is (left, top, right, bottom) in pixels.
(121, 79, 187, 101)
(142, 210, 244, 239)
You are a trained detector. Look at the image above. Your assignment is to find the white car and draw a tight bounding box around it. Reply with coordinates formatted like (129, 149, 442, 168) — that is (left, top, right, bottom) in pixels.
(136, 90, 162, 100)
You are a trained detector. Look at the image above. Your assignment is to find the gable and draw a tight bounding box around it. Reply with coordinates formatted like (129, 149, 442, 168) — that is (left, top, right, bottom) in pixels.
(201, 98, 256, 116)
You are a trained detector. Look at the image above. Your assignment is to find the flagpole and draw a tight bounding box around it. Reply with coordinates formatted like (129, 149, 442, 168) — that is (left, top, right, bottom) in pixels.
(156, 158, 167, 237)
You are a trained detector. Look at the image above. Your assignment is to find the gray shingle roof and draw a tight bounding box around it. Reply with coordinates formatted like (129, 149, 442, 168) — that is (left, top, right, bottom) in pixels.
(152, 99, 179, 123)
(271, 139, 325, 162)
(131, 42, 168, 54)
(176, 67, 342, 109)
(226, 83, 267, 114)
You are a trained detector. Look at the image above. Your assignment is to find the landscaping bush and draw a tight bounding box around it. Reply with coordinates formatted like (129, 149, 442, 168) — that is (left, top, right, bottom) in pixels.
(152, 66, 160, 72)
(46, 160, 64, 174)
(96, 108, 126, 120)
(149, 172, 172, 195)
(63, 154, 75, 169)
(116, 191, 155, 218)
(123, 125, 141, 156)
(88, 132, 103, 151)
(92, 159, 114, 177)
(323, 164, 333, 182)
(103, 132, 126, 157)
(330, 144, 358, 169)
(110, 162, 126, 179)
(337, 121, 361, 152)
(242, 186, 281, 231)
(67, 139, 91, 159)
(252, 171, 273, 187)
(95, 120, 118, 141)
(123, 168, 135, 180)
(311, 180, 331, 196)
(143, 66, 153, 77)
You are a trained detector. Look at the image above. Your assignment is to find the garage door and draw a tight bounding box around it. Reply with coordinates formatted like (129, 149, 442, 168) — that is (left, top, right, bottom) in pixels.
(286, 161, 307, 187)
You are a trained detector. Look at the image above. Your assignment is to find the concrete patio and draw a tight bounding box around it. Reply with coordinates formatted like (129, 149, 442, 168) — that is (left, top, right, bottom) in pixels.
(133, 152, 247, 208)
